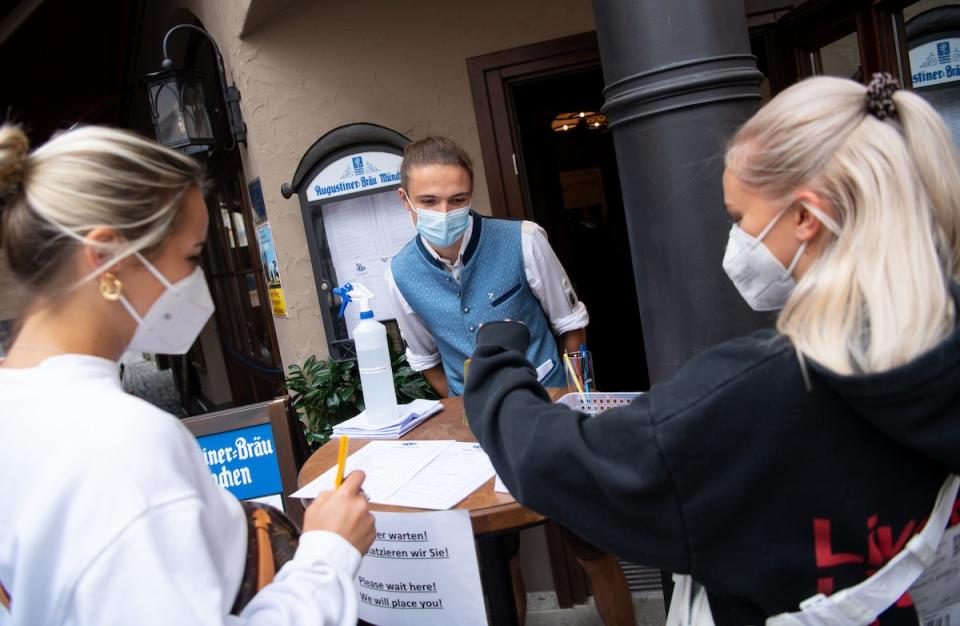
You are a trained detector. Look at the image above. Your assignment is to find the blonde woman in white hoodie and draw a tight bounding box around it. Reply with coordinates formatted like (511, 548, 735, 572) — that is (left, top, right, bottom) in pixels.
(0, 124, 374, 626)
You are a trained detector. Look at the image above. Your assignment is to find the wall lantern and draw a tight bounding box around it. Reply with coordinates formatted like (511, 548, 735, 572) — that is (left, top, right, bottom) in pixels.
(143, 24, 247, 154)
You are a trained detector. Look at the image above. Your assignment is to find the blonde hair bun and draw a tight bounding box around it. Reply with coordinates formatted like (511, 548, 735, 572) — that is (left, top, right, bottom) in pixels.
(0, 124, 29, 198)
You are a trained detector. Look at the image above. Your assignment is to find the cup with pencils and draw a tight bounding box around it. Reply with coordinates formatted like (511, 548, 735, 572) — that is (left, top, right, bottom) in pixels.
(563, 346, 595, 407)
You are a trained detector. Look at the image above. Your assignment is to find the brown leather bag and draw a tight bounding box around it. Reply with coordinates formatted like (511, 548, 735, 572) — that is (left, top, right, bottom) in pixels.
(0, 501, 298, 616)
(231, 501, 301, 614)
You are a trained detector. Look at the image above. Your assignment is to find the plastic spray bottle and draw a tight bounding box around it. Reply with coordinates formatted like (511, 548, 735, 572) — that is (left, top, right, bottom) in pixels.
(333, 283, 399, 425)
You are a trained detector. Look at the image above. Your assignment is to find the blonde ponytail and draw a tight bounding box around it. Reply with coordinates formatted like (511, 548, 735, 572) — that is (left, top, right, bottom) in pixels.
(727, 76, 960, 374)
(893, 89, 960, 280)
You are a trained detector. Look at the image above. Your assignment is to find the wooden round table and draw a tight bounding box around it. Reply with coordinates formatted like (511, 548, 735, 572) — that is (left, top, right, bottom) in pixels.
(298, 395, 544, 535)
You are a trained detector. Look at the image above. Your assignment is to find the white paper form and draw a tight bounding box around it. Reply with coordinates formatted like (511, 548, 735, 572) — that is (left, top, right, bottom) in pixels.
(494, 474, 511, 494)
(291, 440, 455, 501)
(382, 442, 496, 510)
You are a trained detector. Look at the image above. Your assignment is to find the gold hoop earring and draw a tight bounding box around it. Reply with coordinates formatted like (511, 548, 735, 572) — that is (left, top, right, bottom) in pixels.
(99, 273, 124, 301)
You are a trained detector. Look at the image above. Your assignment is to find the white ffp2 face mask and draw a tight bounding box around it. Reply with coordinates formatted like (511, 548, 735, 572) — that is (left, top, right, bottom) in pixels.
(722, 202, 841, 312)
(119, 252, 215, 354)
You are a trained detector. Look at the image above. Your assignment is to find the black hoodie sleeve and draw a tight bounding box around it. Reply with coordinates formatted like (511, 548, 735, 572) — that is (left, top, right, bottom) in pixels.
(464, 322, 690, 572)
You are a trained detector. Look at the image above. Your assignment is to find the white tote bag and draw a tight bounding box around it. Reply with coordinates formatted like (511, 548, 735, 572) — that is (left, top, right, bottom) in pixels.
(665, 474, 959, 626)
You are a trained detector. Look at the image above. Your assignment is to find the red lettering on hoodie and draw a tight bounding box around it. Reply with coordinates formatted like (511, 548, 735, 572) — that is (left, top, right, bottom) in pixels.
(816, 577, 834, 595)
(813, 519, 865, 567)
(866, 514, 916, 566)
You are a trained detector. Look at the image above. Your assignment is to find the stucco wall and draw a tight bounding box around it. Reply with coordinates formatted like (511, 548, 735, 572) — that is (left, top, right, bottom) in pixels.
(178, 0, 596, 369)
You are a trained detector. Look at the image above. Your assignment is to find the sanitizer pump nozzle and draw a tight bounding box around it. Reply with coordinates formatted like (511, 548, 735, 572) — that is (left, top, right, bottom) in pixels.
(332, 282, 376, 320)
(333, 282, 398, 425)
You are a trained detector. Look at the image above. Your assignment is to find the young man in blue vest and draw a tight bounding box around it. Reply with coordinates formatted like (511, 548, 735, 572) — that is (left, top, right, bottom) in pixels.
(386, 136, 588, 398)
(386, 136, 634, 625)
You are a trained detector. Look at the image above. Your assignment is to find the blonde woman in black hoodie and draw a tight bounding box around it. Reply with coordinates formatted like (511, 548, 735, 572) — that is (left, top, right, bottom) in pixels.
(464, 74, 960, 626)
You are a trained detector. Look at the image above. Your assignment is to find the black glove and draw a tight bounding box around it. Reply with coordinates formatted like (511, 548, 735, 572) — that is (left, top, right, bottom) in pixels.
(475, 320, 531, 354)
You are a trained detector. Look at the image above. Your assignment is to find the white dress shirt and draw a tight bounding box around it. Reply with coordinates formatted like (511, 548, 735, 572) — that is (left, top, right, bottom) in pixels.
(0, 354, 361, 626)
(385, 217, 589, 371)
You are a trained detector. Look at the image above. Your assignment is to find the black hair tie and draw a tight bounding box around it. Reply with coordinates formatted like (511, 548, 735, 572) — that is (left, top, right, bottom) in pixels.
(865, 72, 900, 121)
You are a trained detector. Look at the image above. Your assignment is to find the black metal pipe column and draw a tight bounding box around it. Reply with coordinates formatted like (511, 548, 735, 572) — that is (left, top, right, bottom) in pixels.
(592, 0, 771, 384)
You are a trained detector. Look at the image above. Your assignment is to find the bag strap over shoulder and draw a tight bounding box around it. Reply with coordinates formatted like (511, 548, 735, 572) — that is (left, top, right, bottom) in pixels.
(231, 501, 300, 615)
(767, 474, 960, 626)
(665, 574, 716, 626)
(252, 508, 277, 591)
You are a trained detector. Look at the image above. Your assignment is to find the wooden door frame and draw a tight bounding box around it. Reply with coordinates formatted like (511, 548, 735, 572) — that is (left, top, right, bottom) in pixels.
(467, 32, 601, 220)
(761, 0, 913, 93)
(203, 153, 285, 406)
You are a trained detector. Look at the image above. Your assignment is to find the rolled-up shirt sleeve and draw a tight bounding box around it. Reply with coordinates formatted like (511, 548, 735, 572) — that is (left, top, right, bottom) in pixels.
(521, 221, 589, 335)
(384, 266, 441, 371)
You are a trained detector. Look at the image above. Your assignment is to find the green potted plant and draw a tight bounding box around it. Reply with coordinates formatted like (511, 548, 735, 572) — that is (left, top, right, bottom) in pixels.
(285, 351, 438, 451)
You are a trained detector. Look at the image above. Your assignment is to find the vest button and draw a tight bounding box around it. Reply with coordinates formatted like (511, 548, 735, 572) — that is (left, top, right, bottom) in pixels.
(469, 326, 475, 332)
(463, 306, 470, 313)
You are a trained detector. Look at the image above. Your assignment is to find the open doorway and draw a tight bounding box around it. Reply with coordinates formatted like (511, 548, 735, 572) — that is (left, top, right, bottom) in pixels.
(468, 34, 662, 607)
(510, 68, 647, 391)
(468, 34, 648, 393)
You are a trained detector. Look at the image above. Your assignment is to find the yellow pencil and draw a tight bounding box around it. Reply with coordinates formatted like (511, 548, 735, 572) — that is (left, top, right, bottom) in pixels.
(563, 352, 586, 402)
(334, 435, 349, 488)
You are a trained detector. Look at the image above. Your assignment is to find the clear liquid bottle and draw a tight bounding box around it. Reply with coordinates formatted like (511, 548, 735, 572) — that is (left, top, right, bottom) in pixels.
(334, 283, 398, 425)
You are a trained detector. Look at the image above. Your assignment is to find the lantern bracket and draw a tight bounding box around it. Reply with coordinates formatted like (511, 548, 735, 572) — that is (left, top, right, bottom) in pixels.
(159, 24, 247, 150)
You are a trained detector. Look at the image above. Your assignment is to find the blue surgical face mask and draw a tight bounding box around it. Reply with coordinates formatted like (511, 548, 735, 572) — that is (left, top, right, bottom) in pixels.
(411, 204, 472, 248)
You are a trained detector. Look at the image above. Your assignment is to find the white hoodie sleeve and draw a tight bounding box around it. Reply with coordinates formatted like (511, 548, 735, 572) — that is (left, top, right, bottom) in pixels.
(66, 496, 361, 626)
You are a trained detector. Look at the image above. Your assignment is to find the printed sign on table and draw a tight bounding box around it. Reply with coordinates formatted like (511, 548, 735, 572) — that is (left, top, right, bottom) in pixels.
(356, 510, 487, 625)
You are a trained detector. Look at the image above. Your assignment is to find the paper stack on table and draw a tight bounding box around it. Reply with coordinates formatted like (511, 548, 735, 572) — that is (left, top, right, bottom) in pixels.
(332, 399, 443, 439)
(291, 440, 499, 510)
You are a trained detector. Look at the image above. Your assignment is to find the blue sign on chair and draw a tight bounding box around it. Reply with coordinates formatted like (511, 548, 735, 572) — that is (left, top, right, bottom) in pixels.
(197, 423, 284, 501)
(183, 398, 303, 525)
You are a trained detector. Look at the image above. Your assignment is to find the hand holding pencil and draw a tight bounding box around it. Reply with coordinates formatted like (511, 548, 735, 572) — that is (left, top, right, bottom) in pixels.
(302, 436, 376, 552)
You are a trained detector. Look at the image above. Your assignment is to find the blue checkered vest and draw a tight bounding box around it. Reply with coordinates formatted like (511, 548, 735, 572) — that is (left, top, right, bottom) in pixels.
(391, 214, 563, 396)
